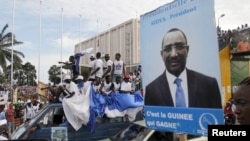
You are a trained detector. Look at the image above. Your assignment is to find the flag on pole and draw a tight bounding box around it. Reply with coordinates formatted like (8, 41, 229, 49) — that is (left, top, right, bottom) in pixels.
(74, 47, 94, 75)
(80, 47, 93, 54)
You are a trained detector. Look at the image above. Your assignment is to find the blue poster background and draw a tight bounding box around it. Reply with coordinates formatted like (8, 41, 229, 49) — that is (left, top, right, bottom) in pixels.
(144, 106, 224, 136)
(140, 0, 222, 92)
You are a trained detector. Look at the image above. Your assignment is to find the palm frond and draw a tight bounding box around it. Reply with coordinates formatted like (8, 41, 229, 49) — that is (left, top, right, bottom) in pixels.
(0, 24, 8, 39)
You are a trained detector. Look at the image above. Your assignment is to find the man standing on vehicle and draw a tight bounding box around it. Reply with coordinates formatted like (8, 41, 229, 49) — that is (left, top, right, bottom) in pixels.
(90, 52, 103, 82)
(112, 53, 126, 82)
(102, 54, 113, 79)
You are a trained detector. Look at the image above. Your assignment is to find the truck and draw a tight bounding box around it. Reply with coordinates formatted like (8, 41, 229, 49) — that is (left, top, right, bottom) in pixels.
(11, 103, 143, 141)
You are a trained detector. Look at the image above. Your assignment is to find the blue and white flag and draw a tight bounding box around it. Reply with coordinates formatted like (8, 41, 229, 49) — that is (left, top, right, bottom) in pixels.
(104, 91, 144, 121)
(87, 85, 106, 133)
(64, 83, 144, 133)
(87, 87, 144, 132)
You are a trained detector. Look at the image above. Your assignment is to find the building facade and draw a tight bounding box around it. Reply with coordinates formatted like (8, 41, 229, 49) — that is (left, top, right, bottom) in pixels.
(74, 18, 140, 73)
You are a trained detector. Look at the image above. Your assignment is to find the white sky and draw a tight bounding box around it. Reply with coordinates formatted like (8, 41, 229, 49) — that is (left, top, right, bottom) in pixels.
(0, 0, 249, 84)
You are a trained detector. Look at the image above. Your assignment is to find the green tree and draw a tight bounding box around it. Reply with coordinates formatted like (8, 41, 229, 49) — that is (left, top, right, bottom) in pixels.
(6, 61, 23, 85)
(6, 62, 37, 86)
(48, 65, 62, 85)
(22, 62, 37, 86)
(0, 24, 24, 73)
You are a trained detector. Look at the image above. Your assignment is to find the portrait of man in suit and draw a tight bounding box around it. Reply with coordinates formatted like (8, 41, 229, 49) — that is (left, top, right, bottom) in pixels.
(145, 28, 222, 109)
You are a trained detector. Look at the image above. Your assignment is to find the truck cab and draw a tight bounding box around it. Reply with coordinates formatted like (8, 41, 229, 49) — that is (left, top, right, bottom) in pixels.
(11, 103, 141, 141)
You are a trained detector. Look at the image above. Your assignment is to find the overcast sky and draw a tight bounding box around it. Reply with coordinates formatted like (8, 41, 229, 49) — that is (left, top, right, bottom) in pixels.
(0, 0, 249, 84)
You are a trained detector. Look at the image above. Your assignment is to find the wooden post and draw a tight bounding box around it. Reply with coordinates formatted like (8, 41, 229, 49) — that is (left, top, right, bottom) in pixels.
(15, 118, 20, 128)
(179, 134, 187, 141)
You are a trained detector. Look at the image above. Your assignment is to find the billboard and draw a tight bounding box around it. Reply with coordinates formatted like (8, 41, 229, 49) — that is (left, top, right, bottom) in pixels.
(141, 0, 224, 136)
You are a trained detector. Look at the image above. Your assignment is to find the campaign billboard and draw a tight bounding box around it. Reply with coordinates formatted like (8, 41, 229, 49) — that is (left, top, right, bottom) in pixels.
(141, 0, 224, 136)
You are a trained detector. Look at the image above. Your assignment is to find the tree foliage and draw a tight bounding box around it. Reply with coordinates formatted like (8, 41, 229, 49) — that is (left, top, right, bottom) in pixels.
(48, 65, 62, 85)
(6, 62, 37, 86)
(0, 24, 24, 73)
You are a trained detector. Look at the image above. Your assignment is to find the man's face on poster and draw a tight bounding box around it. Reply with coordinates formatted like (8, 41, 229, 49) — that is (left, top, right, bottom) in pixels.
(161, 30, 189, 77)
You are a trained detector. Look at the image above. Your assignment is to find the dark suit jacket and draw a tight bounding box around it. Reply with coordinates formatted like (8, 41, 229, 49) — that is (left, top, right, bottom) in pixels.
(145, 68, 222, 109)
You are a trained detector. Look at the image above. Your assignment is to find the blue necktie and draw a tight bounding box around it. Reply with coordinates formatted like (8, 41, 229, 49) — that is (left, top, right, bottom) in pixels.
(174, 78, 186, 107)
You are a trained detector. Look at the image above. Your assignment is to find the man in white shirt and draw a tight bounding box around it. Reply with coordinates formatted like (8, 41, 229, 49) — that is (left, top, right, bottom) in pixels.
(91, 52, 103, 82)
(111, 76, 122, 93)
(75, 75, 87, 94)
(112, 53, 125, 82)
(102, 54, 113, 79)
(24, 99, 35, 122)
(100, 75, 112, 95)
(88, 54, 96, 82)
(120, 74, 134, 94)
(61, 75, 90, 130)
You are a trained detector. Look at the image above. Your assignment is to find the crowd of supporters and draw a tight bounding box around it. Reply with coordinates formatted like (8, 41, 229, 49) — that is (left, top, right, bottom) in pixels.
(0, 84, 44, 139)
(217, 23, 250, 52)
(0, 51, 143, 139)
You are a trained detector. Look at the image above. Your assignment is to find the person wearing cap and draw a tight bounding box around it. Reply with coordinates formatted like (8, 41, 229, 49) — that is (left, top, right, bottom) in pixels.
(32, 98, 41, 116)
(75, 75, 85, 94)
(61, 75, 78, 98)
(102, 54, 113, 79)
(120, 74, 134, 94)
(61, 75, 91, 131)
(57, 75, 79, 127)
(24, 99, 35, 122)
(88, 54, 96, 82)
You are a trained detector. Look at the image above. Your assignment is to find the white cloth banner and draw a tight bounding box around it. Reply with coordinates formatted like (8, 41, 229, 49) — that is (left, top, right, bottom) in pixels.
(62, 82, 90, 131)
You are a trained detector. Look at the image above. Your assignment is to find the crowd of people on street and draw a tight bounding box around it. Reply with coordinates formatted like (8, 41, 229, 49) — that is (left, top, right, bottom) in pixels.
(217, 23, 250, 52)
(0, 84, 44, 140)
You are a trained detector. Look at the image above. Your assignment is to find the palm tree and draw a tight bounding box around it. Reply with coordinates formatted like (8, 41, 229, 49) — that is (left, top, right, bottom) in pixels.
(0, 24, 25, 73)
